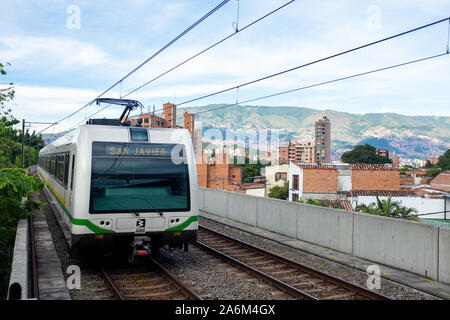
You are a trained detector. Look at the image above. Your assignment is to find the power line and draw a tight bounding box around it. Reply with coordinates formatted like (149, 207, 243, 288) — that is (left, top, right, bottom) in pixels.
(35, 0, 231, 135)
(65, 1, 296, 129)
(122, 0, 295, 99)
(171, 16, 450, 108)
(193, 52, 449, 115)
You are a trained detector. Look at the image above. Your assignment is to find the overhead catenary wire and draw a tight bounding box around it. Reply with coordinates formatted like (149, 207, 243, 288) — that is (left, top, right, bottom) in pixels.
(65, 0, 296, 129)
(121, 0, 295, 99)
(193, 52, 449, 115)
(35, 0, 231, 135)
(447, 17, 450, 53)
(43, 15, 450, 133)
(164, 16, 450, 110)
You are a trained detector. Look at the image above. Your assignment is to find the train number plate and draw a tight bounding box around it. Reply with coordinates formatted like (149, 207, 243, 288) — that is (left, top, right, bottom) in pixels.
(135, 219, 146, 234)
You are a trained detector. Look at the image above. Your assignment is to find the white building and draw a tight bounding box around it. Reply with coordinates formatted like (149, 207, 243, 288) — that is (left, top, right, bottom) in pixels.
(261, 164, 289, 195)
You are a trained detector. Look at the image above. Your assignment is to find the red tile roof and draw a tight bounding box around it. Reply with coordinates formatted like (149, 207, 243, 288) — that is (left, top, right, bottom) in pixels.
(325, 200, 354, 212)
(292, 162, 336, 170)
(349, 164, 397, 171)
(430, 171, 450, 192)
(347, 190, 415, 197)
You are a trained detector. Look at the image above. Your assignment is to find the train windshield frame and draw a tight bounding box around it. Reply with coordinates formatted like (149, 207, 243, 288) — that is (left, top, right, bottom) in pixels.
(89, 142, 190, 214)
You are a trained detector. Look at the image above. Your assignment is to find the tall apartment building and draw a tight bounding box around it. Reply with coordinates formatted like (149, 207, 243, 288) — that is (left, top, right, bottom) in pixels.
(279, 116, 331, 164)
(315, 116, 331, 164)
(279, 141, 315, 164)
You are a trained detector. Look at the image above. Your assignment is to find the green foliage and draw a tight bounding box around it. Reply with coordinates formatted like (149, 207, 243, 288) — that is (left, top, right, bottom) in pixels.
(298, 198, 327, 207)
(0, 64, 44, 168)
(0, 168, 44, 298)
(437, 149, 450, 171)
(0, 63, 45, 299)
(424, 160, 433, 169)
(400, 165, 412, 175)
(341, 144, 392, 164)
(355, 196, 420, 221)
(268, 181, 288, 200)
(235, 158, 269, 184)
(423, 166, 442, 179)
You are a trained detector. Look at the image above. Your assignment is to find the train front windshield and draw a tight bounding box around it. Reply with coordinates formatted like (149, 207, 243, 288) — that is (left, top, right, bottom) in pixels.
(89, 142, 190, 213)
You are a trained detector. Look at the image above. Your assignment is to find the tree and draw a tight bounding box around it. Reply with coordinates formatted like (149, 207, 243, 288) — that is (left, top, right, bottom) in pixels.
(0, 62, 44, 298)
(0, 63, 20, 168)
(400, 165, 414, 175)
(341, 144, 392, 164)
(424, 166, 441, 179)
(268, 181, 289, 200)
(355, 196, 419, 221)
(0, 168, 43, 298)
(437, 149, 450, 171)
(0, 63, 43, 168)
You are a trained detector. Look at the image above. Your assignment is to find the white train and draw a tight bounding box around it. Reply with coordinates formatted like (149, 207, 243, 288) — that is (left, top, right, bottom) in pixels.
(37, 120, 198, 258)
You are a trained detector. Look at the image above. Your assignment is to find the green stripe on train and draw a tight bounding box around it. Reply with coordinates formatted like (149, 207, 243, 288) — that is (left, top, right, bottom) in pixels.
(165, 215, 199, 231)
(43, 177, 197, 233)
(43, 179, 115, 234)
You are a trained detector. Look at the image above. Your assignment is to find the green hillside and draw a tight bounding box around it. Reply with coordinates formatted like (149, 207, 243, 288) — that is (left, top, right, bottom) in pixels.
(43, 104, 450, 160)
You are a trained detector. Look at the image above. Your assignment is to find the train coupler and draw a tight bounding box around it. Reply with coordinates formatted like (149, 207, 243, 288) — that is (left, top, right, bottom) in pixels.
(128, 238, 151, 264)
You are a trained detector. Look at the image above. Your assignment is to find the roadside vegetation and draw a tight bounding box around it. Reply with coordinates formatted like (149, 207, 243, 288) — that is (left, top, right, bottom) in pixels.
(355, 196, 419, 221)
(268, 181, 288, 200)
(298, 198, 327, 207)
(0, 62, 44, 299)
(341, 144, 392, 164)
(423, 150, 450, 179)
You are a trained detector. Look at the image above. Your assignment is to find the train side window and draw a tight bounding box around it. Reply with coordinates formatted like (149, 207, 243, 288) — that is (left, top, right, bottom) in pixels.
(50, 157, 56, 176)
(64, 154, 70, 187)
(70, 154, 75, 190)
(57, 154, 65, 184)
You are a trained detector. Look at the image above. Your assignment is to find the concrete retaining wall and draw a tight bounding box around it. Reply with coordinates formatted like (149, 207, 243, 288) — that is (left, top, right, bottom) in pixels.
(199, 188, 449, 284)
(7, 219, 28, 300)
(353, 212, 439, 280)
(439, 227, 450, 284)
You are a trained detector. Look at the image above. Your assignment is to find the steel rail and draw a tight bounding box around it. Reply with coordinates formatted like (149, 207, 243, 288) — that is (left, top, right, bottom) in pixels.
(194, 240, 318, 300)
(98, 266, 126, 300)
(199, 225, 392, 300)
(99, 261, 202, 300)
(150, 258, 203, 300)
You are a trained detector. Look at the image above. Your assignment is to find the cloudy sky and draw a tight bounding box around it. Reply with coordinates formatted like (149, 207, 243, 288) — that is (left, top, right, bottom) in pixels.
(1, 0, 450, 133)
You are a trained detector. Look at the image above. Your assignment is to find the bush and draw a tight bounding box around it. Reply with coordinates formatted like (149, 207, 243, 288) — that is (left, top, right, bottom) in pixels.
(0, 168, 43, 299)
(268, 181, 288, 200)
(299, 198, 327, 207)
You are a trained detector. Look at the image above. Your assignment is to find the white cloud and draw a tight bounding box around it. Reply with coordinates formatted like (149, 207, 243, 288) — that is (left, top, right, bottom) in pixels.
(0, 37, 109, 68)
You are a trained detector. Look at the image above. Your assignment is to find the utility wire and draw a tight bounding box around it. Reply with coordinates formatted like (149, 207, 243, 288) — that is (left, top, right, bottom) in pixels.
(121, 1, 295, 98)
(66, 0, 296, 129)
(35, 0, 231, 135)
(193, 52, 449, 115)
(170, 16, 450, 109)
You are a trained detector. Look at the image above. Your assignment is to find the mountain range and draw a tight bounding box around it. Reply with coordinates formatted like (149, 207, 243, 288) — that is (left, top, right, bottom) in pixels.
(43, 104, 450, 161)
(182, 105, 450, 161)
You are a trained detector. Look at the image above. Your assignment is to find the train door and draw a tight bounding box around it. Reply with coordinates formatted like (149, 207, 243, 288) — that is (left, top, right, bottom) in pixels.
(67, 153, 75, 210)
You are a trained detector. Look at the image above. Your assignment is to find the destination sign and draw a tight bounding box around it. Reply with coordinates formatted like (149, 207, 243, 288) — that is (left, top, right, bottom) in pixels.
(92, 142, 185, 158)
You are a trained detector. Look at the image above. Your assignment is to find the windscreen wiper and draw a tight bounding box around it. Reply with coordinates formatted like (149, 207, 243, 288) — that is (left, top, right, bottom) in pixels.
(127, 196, 165, 216)
(106, 200, 140, 217)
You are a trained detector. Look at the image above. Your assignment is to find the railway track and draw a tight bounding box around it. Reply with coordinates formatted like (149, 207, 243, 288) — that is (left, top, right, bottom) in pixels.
(98, 258, 202, 300)
(196, 225, 392, 300)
